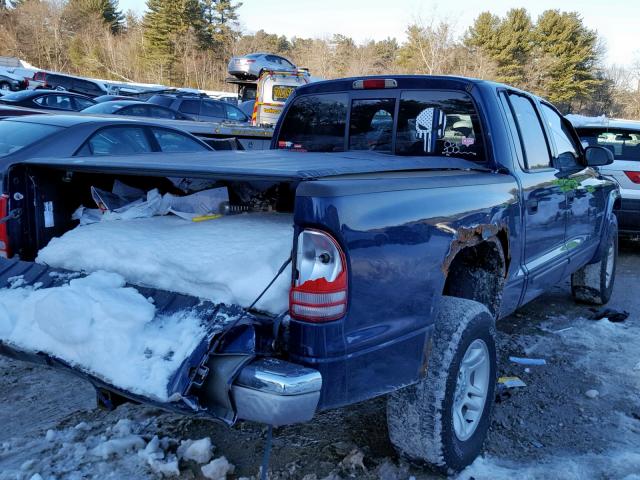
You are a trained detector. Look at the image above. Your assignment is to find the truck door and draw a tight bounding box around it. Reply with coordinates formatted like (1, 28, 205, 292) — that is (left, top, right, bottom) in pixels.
(539, 103, 606, 267)
(504, 92, 568, 304)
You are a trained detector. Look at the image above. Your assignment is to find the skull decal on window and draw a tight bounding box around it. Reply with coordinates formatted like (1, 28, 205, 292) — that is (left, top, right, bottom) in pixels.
(415, 108, 446, 153)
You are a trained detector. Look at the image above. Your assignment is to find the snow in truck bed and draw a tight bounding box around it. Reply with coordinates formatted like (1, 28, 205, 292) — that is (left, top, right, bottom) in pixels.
(0, 213, 293, 400)
(37, 213, 294, 315)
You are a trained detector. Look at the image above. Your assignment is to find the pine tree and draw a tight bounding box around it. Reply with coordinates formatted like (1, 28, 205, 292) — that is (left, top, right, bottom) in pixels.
(466, 9, 532, 86)
(201, 0, 241, 49)
(65, 0, 124, 34)
(532, 10, 600, 110)
(142, 0, 204, 83)
(464, 11, 500, 53)
(493, 8, 533, 86)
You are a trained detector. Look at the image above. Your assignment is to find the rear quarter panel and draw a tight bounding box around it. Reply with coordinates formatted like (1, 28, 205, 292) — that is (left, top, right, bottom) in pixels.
(290, 171, 520, 409)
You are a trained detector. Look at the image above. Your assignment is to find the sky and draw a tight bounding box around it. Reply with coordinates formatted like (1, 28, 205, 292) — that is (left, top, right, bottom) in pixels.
(118, 0, 639, 68)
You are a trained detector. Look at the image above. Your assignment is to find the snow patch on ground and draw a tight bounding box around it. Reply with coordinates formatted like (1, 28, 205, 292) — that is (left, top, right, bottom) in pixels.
(538, 316, 640, 397)
(460, 448, 640, 480)
(37, 213, 294, 315)
(0, 271, 206, 401)
(0, 413, 230, 480)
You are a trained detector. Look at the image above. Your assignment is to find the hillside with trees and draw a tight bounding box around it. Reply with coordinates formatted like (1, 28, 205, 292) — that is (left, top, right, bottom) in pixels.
(0, 0, 638, 118)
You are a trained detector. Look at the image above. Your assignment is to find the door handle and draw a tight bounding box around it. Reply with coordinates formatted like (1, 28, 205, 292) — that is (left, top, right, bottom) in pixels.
(526, 199, 538, 214)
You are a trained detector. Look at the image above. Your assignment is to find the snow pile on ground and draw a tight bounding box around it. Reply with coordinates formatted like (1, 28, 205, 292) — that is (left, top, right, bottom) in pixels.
(38, 213, 293, 314)
(538, 316, 640, 398)
(0, 414, 234, 480)
(459, 449, 640, 480)
(0, 271, 206, 401)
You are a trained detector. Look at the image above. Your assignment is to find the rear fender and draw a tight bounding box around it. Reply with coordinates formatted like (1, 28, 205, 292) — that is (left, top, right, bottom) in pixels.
(589, 189, 620, 264)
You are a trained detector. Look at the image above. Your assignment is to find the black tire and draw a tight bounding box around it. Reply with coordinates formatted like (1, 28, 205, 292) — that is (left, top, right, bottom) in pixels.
(571, 217, 618, 305)
(387, 296, 497, 473)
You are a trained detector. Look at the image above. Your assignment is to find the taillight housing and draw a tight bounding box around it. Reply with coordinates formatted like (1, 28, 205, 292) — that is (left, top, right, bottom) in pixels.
(0, 195, 11, 258)
(290, 229, 348, 322)
(624, 171, 640, 184)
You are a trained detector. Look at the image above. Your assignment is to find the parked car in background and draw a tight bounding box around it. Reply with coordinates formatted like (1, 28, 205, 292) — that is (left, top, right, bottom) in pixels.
(0, 115, 212, 162)
(93, 89, 181, 103)
(0, 105, 49, 118)
(569, 115, 640, 236)
(93, 95, 139, 103)
(32, 72, 109, 97)
(81, 100, 194, 121)
(0, 73, 27, 92)
(148, 94, 250, 123)
(1, 67, 40, 89)
(228, 53, 297, 79)
(0, 90, 96, 112)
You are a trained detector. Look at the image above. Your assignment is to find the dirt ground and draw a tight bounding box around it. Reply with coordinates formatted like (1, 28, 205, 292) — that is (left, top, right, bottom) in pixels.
(0, 240, 639, 479)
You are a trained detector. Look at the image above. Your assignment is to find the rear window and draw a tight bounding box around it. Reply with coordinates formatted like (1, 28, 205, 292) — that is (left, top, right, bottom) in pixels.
(576, 128, 640, 161)
(277, 90, 484, 160)
(0, 121, 62, 156)
(349, 98, 395, 152)
(81, 102, 126, 114)
(396, 91, 484, 161)
(277, 93, 348, 152)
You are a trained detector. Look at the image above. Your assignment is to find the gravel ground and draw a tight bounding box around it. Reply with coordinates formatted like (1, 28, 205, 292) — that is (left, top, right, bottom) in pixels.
(0, 241, 638, 479)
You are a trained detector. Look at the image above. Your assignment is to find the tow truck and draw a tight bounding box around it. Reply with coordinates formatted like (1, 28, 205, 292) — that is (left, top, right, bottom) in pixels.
(226, 69, 315, 127)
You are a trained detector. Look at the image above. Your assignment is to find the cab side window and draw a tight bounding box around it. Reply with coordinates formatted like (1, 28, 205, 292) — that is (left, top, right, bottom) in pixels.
(507, 93, 552, 170)
(540, 103, 581, 168)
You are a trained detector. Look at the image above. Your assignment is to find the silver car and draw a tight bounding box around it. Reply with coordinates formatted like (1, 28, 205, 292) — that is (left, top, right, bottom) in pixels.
(228, 53, 296, 79)
(570, 116, 640, 235)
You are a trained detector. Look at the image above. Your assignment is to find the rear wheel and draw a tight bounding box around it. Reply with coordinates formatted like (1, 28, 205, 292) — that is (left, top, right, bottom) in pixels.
(572, 218, 617, 305)
(0, 82, 11, 91)
(387, 296, 497, 473)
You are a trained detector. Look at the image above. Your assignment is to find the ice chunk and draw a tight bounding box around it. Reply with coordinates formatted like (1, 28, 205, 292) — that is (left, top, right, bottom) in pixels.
(201, 456, 234, 480)
(177, 437, 214, 464)
(90, 435, 145, 459)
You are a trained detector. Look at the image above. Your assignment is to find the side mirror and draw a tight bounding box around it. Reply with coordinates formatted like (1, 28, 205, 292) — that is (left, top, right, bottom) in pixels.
(585, 146, 614, 167)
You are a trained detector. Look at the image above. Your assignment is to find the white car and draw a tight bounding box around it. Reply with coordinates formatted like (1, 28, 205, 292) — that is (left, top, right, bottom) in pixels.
(228, 53, 297, 79)
(568, 115, 640, 236)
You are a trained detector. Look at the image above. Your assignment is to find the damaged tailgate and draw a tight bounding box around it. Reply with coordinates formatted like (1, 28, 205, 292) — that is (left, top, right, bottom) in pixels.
(0, 258, 320, 426)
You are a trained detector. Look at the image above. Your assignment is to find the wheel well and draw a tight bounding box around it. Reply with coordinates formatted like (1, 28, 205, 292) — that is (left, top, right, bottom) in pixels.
(443, 240, 506, 316)
(613, 197, 621, 211)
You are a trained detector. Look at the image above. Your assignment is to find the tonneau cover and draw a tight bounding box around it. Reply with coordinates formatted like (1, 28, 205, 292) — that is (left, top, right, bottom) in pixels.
(18, 150, 489, 181)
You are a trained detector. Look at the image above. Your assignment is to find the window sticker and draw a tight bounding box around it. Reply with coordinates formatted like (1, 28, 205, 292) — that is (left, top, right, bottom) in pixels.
(44, 201, 54, 228)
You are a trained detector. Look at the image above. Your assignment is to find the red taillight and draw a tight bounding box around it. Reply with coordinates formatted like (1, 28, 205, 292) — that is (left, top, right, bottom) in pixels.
(352, 79, 398, 89)
(244, 59, 256, 63)
(0, 195, 11, 258)
(23, 77, 29, 87)
(290, 230, 348, 322)
(624, 171, 640, 184)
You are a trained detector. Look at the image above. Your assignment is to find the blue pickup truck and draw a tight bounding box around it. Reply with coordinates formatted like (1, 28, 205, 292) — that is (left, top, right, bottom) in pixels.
(0, 75, 618, 472)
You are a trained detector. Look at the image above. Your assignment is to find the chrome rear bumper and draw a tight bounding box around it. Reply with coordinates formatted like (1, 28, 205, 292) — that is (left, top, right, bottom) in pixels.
(232, 358, 322, 426)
